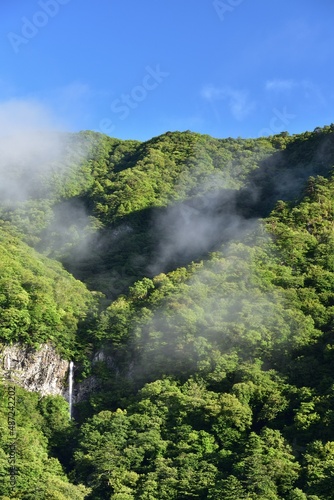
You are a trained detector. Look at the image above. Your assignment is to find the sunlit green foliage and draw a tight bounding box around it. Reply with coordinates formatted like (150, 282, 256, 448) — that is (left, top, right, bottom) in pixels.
(0, 125, 334, 497)
(0, 224, 98, 357)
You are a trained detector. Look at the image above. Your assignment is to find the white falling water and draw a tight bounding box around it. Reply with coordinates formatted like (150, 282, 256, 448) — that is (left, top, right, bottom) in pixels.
(69, 361, 74, 420)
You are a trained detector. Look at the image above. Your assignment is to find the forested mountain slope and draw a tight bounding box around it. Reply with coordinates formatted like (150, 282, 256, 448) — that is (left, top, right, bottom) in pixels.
(0, 223, 97, 357)
(0, 124, 334, 499)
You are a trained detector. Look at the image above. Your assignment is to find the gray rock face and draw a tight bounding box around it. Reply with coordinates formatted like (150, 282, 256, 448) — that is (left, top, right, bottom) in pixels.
(0, 343, 104, 408)
(68, 374, 101, 405)
(0, 343, 69, 397)
(0, 344, 121, 409)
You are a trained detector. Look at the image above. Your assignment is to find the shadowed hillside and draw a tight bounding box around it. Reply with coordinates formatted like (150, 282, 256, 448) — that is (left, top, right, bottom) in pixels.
(0, 125, 334, 499)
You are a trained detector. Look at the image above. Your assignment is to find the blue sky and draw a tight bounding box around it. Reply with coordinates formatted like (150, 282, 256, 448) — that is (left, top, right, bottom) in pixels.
(1, 0, 334, 141)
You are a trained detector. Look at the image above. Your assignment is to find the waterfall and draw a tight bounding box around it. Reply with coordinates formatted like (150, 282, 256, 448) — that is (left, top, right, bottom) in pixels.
(69, 361, 74, 419)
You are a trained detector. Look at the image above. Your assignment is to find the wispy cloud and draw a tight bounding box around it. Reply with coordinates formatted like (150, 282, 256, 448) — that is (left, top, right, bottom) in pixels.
(32, 81, 93, 130)
(265, 79, 298, 92)
(265, 79, 326, 106)
(41, 81, 92, 111)
(0, 98, 61, 135)
(0, 99, 67, 202)
(300, 81, 326, 105)
(57, 82, 91, 102)
(201, 85, 255, 120)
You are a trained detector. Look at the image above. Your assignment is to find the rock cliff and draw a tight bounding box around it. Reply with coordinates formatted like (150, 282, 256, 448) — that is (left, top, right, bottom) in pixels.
(0, 343, 69, 397)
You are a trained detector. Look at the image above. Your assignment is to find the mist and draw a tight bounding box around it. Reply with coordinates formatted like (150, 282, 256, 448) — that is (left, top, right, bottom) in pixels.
(0, 99, 67, 202)
(0, 98, 98, 258)
(148, 164, 260, 276)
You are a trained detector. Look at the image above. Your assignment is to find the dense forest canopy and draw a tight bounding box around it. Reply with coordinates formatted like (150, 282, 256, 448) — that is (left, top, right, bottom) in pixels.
(0, 124, 334, 498)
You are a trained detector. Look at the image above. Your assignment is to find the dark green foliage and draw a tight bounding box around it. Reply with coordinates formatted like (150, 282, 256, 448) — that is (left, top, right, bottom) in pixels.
(0, 383, 89, 499)
(1, 125, 334, 497)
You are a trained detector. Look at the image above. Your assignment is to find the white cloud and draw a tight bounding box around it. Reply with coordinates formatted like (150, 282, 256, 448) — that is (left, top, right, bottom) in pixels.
(0, 99, 68, 174)
(265, 79, 297, 91)
(0, 99, 91, 203)
(201, 85, 255, 121)
(265, 79, 326, 106)
(0, 98, 61, 135)
(27, 81, 93, 130)
(300, 80, 326, 105)
(57, 82, 91, 102)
